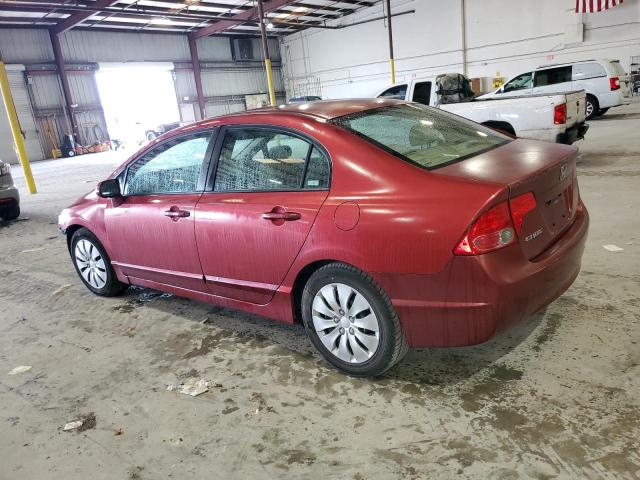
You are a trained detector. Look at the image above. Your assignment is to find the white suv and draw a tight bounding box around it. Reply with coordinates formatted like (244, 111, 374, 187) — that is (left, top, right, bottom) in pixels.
(480, 59, 631, 119)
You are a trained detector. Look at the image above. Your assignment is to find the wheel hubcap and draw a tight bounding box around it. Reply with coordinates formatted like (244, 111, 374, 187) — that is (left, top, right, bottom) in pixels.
(586, 101, 593, 116)
(75, 239, 107, 289)
(311, 283, 380, 364)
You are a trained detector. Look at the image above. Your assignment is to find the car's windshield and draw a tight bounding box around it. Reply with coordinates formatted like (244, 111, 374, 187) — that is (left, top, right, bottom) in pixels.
(332, 103, 510, 169)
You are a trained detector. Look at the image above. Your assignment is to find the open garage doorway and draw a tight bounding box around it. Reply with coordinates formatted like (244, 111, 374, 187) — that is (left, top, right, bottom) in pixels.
(95, 63, 181, 152)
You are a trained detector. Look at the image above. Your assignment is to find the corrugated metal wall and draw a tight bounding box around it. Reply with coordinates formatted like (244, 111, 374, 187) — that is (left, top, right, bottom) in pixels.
(59, 30, 192, 62)
(0, 28, 285, 160)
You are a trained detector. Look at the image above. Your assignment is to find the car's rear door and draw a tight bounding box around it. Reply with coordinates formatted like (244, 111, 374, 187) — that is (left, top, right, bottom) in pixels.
(194, 126, 331, 304)
(105, 130, 215, 291)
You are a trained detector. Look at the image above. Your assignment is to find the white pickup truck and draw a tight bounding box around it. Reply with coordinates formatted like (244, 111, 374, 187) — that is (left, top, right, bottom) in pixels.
(375, 73, 589, 144)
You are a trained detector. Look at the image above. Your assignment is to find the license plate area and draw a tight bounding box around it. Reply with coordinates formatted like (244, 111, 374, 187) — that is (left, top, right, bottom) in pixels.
(544, 179, 575, 236)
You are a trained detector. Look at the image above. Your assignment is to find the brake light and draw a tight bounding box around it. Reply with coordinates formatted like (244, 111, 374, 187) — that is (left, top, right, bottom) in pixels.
(609, 77, 620, 91)
(554, 103, 567, 125)
(454, 202, 516, 255)
(509, 192, 537, 236)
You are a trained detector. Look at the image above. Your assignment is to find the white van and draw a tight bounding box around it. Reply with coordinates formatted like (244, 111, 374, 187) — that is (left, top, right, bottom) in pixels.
(479, 60, 631, 119)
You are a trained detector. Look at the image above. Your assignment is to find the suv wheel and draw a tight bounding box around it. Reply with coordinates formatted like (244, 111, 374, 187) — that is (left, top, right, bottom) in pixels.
(301, 262, 408, 377)
(586, 95, 599, 120)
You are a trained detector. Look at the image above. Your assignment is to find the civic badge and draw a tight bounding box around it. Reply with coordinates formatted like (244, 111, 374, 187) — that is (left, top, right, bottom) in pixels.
(559, 164, 569, 182)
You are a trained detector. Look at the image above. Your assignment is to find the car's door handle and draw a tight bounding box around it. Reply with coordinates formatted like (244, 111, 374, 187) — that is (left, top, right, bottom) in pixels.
(164, 207, 191, 220)
(262, 211, 301, 221)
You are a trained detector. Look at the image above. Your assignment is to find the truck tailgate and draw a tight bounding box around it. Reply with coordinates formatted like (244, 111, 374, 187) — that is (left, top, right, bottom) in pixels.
(564, 91, 586, 125)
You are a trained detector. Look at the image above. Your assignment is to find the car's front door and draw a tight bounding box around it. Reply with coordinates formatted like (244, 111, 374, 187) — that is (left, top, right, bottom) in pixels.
(105, 130, 215, 291)
(194, 126, 331, 304)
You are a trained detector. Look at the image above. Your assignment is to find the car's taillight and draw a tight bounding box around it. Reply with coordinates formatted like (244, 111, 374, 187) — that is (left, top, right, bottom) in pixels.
(609, 77, 620, 91)
(509, 192, 537, 236)
(554, 103, 567, 125)
(454, 202, 516, 255)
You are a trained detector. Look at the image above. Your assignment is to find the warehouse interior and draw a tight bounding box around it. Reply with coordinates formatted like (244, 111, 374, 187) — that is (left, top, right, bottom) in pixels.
(1, 0, 639, 478)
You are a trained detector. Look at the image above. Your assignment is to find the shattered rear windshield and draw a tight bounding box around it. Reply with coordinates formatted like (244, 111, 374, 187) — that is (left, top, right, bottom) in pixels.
(331, 103, 510, 170)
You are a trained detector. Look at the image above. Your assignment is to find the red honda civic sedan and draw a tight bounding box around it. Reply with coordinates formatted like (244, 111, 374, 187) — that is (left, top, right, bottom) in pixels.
(59, 99, 588, 376)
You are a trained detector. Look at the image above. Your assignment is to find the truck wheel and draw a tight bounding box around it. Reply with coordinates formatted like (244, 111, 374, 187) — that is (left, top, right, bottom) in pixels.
(586, 95, 599, 120)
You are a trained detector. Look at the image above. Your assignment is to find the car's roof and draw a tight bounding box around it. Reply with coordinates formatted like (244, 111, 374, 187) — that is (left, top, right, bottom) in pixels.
(536, 59, 618, 70)
(198, 98, 405, 125)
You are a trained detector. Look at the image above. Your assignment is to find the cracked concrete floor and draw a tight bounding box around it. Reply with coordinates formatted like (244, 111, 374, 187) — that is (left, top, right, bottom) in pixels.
(1, 101, 639, 480)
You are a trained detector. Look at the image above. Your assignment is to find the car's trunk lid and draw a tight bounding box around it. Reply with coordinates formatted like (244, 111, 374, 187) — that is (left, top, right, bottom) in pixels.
(435, 139, 579, 259)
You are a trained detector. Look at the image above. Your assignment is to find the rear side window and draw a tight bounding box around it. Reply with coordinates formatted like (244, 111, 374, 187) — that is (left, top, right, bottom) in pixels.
(572, 63, 606, 81)
(332, 104, 509, 170)
(412, 81, 431, 105)
(379, 84, 407, 100)
(213, 129, 330, 192)
(534, 66, 572, 87)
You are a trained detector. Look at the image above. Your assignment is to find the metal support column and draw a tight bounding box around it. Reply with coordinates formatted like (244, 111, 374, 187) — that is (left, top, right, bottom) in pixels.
(49, 30, 79, 140)
(257, 0, 277, 106)
(461, 0, 467, 76)
(385, 0, 395, 84)
(188, 36, 206, 120)
(0, 61, 37, 194)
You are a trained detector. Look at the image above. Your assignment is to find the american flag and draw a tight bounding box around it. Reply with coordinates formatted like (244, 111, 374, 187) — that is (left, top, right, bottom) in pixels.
(575, 0, 623, 13)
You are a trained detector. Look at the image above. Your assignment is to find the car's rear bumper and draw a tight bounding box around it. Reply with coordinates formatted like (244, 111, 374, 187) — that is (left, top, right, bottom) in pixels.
(557, 122, 589, 144)
(0, 184, 20, 210)
(372, 203, 589, 348)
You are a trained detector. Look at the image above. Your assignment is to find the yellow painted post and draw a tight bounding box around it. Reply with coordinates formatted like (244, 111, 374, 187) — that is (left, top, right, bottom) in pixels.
(264, 58, 277, 107)
(0, 61, 37, 194)
(390, 58, 396, 85)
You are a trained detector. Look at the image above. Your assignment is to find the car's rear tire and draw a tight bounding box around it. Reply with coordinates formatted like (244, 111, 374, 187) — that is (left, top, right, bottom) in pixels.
(0, 203, 20, 221)
(586, 95, 599, 120)
(70, 228, 127, 297)
(301, 262, 408, 377)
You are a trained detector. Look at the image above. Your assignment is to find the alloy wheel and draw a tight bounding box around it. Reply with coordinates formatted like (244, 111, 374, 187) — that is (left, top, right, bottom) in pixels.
(74, 238, 107, 289)
(586, 100, 594, 118)
(311, 283, 380, 364)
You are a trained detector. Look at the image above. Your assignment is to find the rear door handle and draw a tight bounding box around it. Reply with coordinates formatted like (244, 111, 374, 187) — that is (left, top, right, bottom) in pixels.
(262, 211, 301, 221)
(164, 206, 191, 221)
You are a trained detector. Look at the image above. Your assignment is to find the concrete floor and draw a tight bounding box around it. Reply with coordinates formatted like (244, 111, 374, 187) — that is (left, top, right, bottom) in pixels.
(1, 101, 639, 480)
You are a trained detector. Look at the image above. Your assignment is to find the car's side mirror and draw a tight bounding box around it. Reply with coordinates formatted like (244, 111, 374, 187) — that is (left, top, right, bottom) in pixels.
(98, 179, 122, 198)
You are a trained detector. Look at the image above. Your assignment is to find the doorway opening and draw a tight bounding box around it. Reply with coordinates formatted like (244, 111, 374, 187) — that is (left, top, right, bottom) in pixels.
(95, 63, 181, 152)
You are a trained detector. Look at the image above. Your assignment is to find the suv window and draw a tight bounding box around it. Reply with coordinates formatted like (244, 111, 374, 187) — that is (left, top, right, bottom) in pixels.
(412, 81, 431, 105)
(502, 72, 532, 93)
(379, 84, 407, 100)
(534, 66, 572, 87)
(125, 132, 211, 195)
(572, 62, 606, 81)
(213, 128, 329, 192)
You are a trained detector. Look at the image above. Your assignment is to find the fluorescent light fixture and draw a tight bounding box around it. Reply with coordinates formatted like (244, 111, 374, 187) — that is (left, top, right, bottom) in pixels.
(151, 17, 174, 25)
(420, 120, 433, 126)
(267, 22, 274, 28)
(477, 131, 488, 137)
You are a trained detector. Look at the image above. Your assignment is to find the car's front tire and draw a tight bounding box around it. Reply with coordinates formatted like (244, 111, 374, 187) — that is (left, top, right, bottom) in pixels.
(301, 262, 408, 377)
(70, 228, 127, 297)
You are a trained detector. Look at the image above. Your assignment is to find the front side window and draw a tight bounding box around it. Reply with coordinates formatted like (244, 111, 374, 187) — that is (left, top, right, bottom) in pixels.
(502, 72, 533, 93)
(214, 129, 328, 192)
(125, 132, 211, 195)
(534, 66, 572, 87)
(332, 104, 509, 170)
(379, 84, 408, 100)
